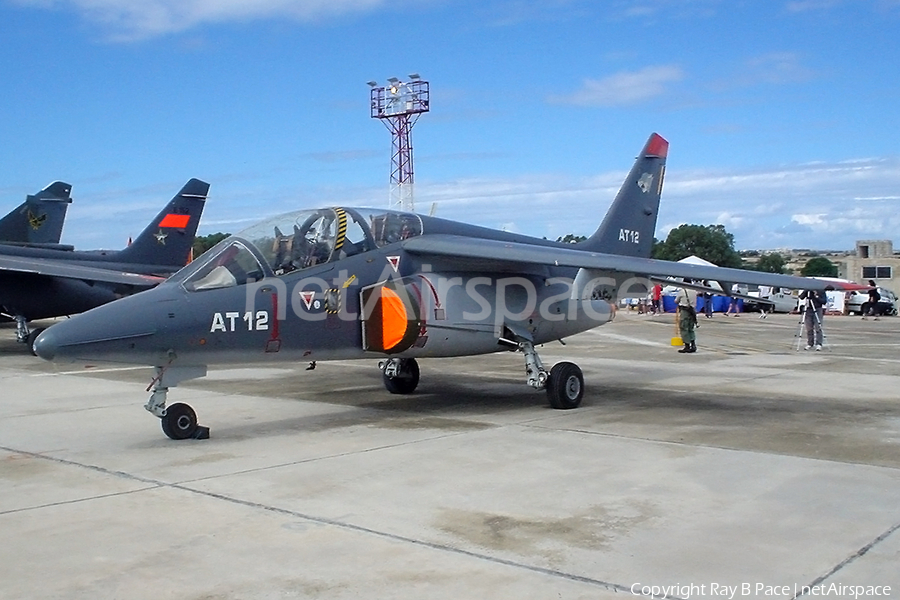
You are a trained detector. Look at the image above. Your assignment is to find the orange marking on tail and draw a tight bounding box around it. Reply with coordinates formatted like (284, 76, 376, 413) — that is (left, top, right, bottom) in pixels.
(159, 214, 190, 228)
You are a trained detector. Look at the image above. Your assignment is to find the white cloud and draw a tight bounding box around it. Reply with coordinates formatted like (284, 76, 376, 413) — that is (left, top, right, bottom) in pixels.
(741, 52, 816, 85)
(12, 0, 399, 40)
(660, 157, 900, 248)
(791, 213, 827, 226)
(549, 65, 684, 107)
(715, 211, 746, 229)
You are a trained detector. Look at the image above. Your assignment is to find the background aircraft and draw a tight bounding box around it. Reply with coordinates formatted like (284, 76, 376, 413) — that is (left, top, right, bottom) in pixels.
(2, 178, 208, 351)
(35, 135, 857, 440)
(0, 181, 72, 248)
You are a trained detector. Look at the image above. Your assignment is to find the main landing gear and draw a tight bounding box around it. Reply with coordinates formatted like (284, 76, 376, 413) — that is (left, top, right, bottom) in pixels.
(519, 340, 584, 409)
(376, 343, 585, 410)
(145, 365, 209, 440)
(380, 358, 420, 394)
(13, 315, 44, 356)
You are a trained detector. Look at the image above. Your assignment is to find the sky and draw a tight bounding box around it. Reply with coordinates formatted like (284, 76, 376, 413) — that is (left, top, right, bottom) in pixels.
(1, 0, 899, 252)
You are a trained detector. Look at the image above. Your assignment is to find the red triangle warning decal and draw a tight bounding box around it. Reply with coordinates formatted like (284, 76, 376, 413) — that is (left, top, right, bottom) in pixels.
(387, 256, 400, 272)
(299, 291, 315, 311)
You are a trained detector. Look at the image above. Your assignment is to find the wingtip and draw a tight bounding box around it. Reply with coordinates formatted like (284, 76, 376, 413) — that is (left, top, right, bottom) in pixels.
(645, 133, 669, 158)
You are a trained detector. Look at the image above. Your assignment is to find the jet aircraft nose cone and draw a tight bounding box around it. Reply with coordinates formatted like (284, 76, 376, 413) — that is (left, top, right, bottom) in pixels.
(30, 294, 161, 364)
(33, 328, 57, 361)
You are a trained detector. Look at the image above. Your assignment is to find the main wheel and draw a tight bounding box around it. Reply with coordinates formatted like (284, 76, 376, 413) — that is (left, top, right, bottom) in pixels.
(161, 402, 199, 440)
(27, 327, 46, 357)
(383, 358, 419, 394)
(546, 362, 584, 409)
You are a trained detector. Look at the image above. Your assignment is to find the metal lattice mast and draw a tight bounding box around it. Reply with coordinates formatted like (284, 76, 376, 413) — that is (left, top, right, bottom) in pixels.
(368, 75, 430, 212)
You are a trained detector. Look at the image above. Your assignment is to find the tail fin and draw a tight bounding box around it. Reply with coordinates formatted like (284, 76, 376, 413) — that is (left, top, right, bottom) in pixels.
(0, 181, 73, 245)
(578, 133, 668, 257)
(115, 179, 209, 267)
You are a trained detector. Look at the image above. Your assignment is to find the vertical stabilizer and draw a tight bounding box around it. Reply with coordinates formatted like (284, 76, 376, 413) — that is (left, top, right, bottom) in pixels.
(577, 133, 667, 257)
(0, 181, 73, 245)
(115, 179, 209, 268)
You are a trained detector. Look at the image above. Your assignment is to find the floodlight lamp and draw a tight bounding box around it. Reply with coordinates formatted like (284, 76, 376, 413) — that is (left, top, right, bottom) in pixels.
(387, 77, 400, 84)
(408, 73, 420, 80)
(366, 80, 377, 87)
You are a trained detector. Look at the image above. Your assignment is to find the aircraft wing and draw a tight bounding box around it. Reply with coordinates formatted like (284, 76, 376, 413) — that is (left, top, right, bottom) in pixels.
(0, 254, 165, 286)
(650, 278, 779, 303)
(402, 235, 862, 292)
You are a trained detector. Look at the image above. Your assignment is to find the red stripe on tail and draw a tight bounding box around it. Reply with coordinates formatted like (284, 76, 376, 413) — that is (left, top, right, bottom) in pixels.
(159, 214, 190, 228)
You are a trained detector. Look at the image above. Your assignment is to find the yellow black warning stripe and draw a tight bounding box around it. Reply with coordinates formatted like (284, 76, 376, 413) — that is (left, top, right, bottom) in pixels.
(333, 207, 347, 252)
(325, 288, 341, 314)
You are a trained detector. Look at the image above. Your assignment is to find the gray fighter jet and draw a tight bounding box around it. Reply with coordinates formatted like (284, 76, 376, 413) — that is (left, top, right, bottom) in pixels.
(0, 181, 73, 248)
(2, 179, 208, 350)
(35, 135, 856, 440)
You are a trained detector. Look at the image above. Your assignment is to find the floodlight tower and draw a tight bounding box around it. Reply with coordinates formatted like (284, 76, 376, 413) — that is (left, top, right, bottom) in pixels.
(368, 74, 430, 212)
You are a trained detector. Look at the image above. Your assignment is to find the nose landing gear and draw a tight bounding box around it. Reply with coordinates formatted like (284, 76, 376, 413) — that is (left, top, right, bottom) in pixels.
(160, 402, 205, 440)
(145, 365, 210, 440)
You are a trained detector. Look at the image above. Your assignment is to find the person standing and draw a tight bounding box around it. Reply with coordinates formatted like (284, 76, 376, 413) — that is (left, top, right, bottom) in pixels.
(651, 283, 662, 315)
(702, 281, 714, 319)
(676, 280, 698, 353)
(862, 280, 881, 321)
(799, 288, 827, 350)
(726, 283, 741, 316)
(757, 284, 772, 319)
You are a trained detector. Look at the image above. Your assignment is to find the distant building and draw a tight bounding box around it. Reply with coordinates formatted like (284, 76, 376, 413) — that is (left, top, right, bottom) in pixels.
(839, 240, 899, 296)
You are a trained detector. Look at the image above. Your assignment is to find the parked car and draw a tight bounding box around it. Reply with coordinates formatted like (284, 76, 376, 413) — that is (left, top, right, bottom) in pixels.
(744, 289, 799, 313)
(845, 287, 898, 316)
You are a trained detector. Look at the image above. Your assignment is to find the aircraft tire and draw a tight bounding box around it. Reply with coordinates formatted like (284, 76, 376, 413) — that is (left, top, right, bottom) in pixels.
(547, 362, 583, 409)
(383, 358, 419, 394)
(161, 402, 199, 440)
(27, 327, 46, 356)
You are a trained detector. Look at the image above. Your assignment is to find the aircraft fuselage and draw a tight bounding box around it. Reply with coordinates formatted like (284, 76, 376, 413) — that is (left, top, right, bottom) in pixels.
(38, 245, 615, 368)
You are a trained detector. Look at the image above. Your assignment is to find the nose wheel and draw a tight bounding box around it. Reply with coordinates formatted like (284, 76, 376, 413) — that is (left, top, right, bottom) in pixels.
(145, 364, 210, 440)
(27, 327, 46, 356)
(160, 402, 206, 440)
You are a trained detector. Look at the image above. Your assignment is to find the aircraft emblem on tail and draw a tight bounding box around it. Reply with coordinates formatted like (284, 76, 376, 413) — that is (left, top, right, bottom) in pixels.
(27, 210, 48, 230)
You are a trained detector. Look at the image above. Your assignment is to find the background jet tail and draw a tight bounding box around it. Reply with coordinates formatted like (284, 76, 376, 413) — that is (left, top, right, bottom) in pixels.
(115, 179, 209, 267)
(0, 181, 73, 245)
(577, 133, 668, 257)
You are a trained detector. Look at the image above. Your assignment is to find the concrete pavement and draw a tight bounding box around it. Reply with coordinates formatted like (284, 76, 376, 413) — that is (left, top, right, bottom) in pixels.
(1, 311, 898, 599)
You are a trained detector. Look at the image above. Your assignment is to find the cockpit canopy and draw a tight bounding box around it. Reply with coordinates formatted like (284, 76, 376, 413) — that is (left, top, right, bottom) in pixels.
(181, 207, 423, 291)
(244, 207, 423, 274)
